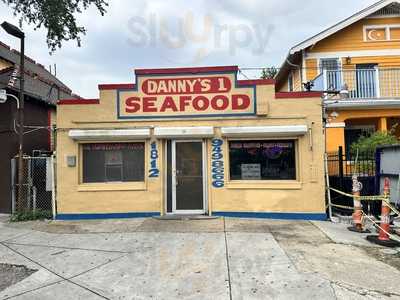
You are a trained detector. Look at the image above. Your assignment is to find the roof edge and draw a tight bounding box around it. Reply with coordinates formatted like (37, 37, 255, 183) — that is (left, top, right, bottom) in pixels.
(275, 91, 323, 99)
(134, 66, 239, 75)
(58, 98, 99, 105)
(289, 0, 398, 55)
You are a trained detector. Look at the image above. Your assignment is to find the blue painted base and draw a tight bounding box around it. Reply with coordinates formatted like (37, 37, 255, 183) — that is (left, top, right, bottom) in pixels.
(56, 212, 160, 220)
(212, 211, 327, 221)
(55, 211, 326, 221)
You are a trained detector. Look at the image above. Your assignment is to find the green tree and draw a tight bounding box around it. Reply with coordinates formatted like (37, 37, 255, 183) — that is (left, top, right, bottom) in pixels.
(2, 0, 109, 51)
(260, 67, 278, 79)
(350, 128, 399, 154)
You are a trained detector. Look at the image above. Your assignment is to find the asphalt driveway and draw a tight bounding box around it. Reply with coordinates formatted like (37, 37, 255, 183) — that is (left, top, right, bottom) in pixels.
(0, 216, 399, 300)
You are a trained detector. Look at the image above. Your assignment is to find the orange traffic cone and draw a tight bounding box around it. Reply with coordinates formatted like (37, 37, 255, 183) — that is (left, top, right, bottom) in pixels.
(348, 175, 369, 233)
(367, 178, 400, 247)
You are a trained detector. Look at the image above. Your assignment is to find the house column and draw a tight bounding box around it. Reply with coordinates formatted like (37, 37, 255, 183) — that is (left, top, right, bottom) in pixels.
(378, 117, 388, 132)
(326, 122, 346, 153)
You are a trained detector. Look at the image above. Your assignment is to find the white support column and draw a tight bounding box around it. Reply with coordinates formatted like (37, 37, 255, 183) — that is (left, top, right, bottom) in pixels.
(323, 69, 328, 91)
(375, 66, 381, 98)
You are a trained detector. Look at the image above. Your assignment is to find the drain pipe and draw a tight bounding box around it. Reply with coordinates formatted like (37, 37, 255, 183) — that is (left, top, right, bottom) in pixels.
(322, 99, 333, 220)
(286, 56, 303, 91)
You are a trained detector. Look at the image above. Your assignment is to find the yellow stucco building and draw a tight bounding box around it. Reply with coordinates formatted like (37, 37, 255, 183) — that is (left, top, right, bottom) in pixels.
(276, 0, 400, 155)
(56, 66, 326, 220)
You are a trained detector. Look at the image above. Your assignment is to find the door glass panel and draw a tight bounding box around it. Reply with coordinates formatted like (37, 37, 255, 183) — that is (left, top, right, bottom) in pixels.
(166, 140, 172, 213)
(175, 142, 203, 210)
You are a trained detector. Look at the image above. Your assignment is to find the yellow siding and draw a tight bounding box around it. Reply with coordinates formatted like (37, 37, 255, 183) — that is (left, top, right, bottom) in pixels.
(305, 59, 318, 81)
(309, 17, 400, 53)
(326, 127, 345, 153)
(342, 56, 400, 67)
(292, 69, 302, 91)
(277, 69, 302, 92)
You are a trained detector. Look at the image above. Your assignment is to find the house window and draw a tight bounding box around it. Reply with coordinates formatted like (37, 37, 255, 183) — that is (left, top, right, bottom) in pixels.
(229, 140, 296, 181)
(320, 58, 341, 91)
(320, 58, 339, 71)
(364, 25, 400, 41)
(82, 143, 145, 183)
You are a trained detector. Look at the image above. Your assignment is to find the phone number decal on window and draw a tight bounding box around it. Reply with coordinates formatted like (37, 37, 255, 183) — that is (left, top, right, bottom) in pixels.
(211, 139, 224, 188)
(149, 141, 159, 178)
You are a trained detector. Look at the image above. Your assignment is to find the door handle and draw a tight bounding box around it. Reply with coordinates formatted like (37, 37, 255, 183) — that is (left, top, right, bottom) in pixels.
(173, 169, 178, 186)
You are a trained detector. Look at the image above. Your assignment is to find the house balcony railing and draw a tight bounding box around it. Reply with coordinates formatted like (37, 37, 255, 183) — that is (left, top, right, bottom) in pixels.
(312, 68, 400, 99)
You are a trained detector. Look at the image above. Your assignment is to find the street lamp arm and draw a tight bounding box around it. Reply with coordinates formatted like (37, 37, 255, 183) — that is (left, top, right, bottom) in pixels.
(6, 93, 20, 109)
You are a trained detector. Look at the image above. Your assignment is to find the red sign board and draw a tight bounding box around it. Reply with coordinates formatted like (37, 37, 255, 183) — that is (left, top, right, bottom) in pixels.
(117, 72, 255, 119)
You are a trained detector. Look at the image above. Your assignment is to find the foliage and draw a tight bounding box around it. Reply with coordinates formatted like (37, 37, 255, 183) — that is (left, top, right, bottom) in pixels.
(10, 209, 52, 222)
(2, 0, 108, 51)
(260, 67, 278, 79)
(350, 128, 399, 154)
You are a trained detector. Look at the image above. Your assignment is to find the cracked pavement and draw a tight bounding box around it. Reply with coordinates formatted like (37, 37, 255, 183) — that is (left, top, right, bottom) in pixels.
(0, 216, 399, 299)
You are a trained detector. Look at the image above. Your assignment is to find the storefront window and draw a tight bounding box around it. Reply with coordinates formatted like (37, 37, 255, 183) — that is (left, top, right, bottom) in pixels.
(82, 143, 145, 183)
(229, 140, 296, 180)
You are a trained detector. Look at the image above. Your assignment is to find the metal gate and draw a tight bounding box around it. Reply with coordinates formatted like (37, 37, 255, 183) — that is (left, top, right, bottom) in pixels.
(327, 146, 379, 216)
(11, 156, 56, 218)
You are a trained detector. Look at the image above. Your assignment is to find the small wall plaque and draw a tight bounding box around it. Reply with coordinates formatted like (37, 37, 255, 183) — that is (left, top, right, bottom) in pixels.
(66, 155, 76, 167)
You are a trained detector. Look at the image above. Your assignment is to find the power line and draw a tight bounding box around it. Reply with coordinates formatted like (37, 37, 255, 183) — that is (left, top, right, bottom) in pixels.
(238, 68, 250, 79)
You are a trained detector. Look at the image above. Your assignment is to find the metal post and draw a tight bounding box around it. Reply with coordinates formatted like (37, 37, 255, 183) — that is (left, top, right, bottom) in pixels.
(338, 146, 344, 191)
(10, 159, 16, 213)
(17, 36, 25, 212)
(322, 98, 333, 220)
(51, 155, 56, 220)
(325, 152, 333, 219)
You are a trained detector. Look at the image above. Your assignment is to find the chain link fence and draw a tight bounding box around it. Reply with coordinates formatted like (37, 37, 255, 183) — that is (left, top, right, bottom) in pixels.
(11, 156, 56, 218)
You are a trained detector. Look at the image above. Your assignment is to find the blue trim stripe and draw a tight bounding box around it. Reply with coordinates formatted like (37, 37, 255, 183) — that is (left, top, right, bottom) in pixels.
(212, 211, 327, 221)
(56, 212, 160, 220)
(55, 211, 326, 221)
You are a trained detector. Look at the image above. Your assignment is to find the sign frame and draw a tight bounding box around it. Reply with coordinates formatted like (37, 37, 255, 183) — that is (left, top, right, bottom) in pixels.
(116, 70, 258, 120)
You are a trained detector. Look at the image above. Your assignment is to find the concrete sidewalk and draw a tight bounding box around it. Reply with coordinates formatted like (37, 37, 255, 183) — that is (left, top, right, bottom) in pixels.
(0, 217, 399, 299)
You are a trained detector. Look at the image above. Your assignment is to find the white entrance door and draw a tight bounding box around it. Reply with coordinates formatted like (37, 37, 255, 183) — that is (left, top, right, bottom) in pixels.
(171, 140, 206, 214)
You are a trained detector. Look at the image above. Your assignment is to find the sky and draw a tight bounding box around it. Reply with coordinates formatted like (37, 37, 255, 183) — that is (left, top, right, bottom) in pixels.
(0, 0, 378, 98)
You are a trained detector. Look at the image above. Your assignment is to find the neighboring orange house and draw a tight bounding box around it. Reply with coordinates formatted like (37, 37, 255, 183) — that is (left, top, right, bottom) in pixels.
(275, 0, 400, 155)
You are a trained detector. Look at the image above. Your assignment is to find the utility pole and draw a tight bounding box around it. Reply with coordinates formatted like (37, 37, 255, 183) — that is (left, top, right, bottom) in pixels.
(18, 34, 25, 211)
(1, 22, 25, 211)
